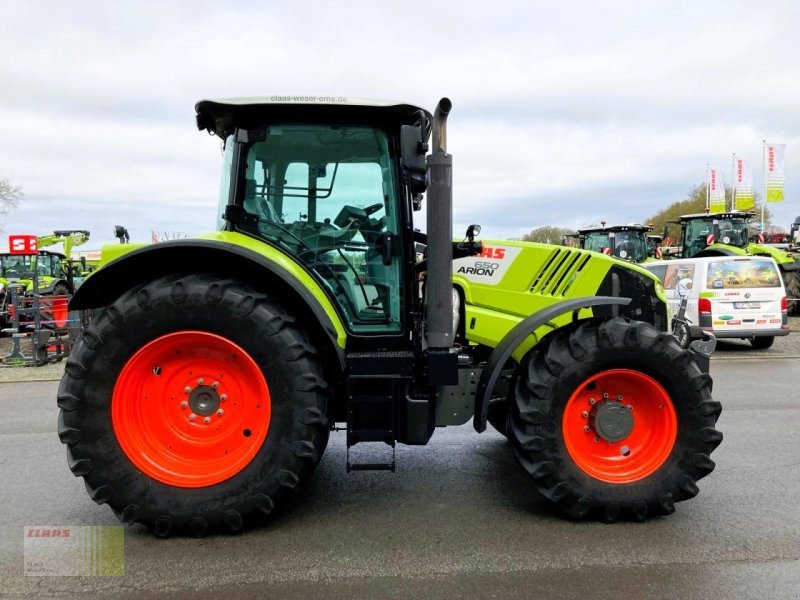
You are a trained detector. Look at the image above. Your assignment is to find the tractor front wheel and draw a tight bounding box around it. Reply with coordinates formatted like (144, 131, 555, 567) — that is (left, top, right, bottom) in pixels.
(58, 274, 331, 536)
(508, 317, 722, 522)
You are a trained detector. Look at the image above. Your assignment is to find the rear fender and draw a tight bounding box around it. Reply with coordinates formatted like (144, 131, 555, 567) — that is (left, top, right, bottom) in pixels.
(472, 296, 631, 433)
(70, 239, 347, 369)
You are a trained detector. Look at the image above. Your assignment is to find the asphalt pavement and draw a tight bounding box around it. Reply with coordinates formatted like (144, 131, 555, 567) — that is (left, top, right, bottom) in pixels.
(1, 359, 799, 599)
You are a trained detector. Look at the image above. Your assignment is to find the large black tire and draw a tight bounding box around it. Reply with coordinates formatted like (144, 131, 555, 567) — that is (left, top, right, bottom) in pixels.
(784, 270, 800, 315)
(508, 317, 722, 523)
(750, 336, 775, 349)
(57, 274, 331, 537)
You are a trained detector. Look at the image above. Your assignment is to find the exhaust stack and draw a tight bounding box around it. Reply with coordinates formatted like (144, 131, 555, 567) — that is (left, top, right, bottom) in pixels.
(425, 98, 458, 385)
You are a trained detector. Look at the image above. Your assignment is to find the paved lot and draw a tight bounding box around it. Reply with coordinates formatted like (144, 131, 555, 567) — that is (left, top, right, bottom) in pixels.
(1, 359, 799, 598)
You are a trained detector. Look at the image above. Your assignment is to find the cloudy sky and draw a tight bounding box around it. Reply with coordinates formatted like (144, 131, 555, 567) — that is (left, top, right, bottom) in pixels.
(1, 1, 799, 250)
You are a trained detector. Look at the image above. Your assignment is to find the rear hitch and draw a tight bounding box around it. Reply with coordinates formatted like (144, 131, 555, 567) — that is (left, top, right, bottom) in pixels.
(688, 332, 716, 374)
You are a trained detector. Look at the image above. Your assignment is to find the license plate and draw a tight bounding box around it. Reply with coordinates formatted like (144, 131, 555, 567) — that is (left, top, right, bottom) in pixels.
(733, 301, 761, 309)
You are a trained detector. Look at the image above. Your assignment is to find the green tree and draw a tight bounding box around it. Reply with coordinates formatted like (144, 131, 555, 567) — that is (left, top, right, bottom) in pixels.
(522, 225, 574, 244)
(645, 183, 770, 240)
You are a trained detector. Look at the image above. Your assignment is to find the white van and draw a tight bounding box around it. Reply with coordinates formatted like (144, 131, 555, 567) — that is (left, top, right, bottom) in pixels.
(644, 256, 790, 349)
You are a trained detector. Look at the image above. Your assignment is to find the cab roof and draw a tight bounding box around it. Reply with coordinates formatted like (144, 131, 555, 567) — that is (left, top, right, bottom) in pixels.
(679, 211, 753, 221)
(577, 223, 653, 234)
(195, 96, 433, 140)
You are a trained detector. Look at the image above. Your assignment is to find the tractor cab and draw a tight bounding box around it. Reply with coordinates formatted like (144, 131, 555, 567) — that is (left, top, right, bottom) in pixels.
(646, 234, 664, 259)
(576, 223, 652, 262)
(0, 251, 64, 281)
(671, 211, 751, 258)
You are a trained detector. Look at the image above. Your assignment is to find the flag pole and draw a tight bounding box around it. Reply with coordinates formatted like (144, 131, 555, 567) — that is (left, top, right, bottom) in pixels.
(705, 163, 710, 212)
(730, 153, 736, 212)
(761, 140, 767, 231)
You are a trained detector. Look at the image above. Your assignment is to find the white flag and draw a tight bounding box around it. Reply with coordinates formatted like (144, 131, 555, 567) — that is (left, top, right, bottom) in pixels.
(708, 167, 725, 211)
(734, 157, 755, 211)
(766, 143, 786, 203)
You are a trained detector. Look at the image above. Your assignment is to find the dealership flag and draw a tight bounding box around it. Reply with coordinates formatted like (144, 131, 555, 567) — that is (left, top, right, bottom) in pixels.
(708, 167, 726, 211)
(765, 143, 786, 203)
(733, 157, 755, 211)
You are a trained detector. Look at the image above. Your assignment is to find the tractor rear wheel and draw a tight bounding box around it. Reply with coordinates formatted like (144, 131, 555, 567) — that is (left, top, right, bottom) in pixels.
(784, 270, 800, 315)
(58, 274, 331, 536)
(508, 317, 722, 522)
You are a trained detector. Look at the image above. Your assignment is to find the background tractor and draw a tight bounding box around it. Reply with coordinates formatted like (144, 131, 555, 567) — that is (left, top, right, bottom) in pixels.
(0, 231, 90, 328)
(59, 97, 720, 536)
(665, 212, 800, 313)
(574, 223, 657, 263)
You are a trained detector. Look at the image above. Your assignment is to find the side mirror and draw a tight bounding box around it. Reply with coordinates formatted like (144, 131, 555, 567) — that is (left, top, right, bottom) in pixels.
(400, 125, 428, 195)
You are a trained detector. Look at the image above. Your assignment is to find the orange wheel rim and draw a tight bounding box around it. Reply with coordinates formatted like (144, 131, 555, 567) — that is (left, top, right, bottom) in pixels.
(562, 369, 677, 484)
(112, 331, 270, 488)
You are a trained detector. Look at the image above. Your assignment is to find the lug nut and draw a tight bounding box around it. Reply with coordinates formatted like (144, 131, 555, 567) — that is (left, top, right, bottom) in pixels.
(217, 408, 224, 416)
(620, 445, 631, 456)
(588, 397, 596, 405)
(627, 404, 634, 411)
(212, 381, 219, 389)
(602, 392, 609, 399)
(220, 394, 228, 402)
(197, 378, 205, 385)
(180, 401, 188, 408)
(581, 411, 588, 419)
(188, 414, 196, 422)
(593, 436, 601, 443)
(583, 425, 591, 432)
(616, 394, 623, 401)
(184, 386, 192, 394)
(203, 417, 211, 424)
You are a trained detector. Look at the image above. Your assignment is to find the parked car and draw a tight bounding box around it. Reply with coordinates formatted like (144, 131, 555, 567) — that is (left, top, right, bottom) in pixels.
(644, 256, 790, 349)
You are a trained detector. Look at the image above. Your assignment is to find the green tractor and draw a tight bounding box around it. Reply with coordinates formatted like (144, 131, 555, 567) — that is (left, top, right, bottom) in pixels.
(667, 211, 800, 313)
(59, 97, 721, 536)
(575, 223, 657, 263)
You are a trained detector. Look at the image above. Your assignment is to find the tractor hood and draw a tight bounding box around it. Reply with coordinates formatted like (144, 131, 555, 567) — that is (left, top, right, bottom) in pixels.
(196, 96, 432, 140)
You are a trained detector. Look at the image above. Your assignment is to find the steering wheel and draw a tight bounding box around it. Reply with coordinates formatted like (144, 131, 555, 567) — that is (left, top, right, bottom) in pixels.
(364, 203, 383, 216)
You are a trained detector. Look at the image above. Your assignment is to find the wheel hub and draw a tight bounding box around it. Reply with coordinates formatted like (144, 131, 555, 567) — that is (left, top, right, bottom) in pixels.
(592, 401, 634, 442)
(188, 385, 220, 416)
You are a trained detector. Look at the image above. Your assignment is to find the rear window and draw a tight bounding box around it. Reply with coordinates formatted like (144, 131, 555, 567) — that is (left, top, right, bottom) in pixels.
(706, 259, 781, 289)
(662, 264, 695, 291)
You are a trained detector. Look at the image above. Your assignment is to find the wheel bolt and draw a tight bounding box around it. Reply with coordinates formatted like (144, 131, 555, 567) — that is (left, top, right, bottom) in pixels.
(583, 425, 591, 432)
(212, 381, 219, 389)
(203, 416, 211, 424)
(620, 445, 631, 456)
(220, 394, 228, 402)
(616, 394, 623, 401)
(188, 414, 196, 422)
(627, 404, 634, 411)
(184, 386, 192, 394)
(197, 378, 205, 385)
(602, 392, 609, 399)
(588, 397, 596, 405)
(581, 411, 588, 418)
(217, 408, 224, 416)
(593, 436, 601, 443)
(180, 401, 188, 408)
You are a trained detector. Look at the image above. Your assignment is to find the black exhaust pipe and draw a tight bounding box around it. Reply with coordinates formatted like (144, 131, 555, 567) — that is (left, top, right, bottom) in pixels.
(425, 98, 458, 385)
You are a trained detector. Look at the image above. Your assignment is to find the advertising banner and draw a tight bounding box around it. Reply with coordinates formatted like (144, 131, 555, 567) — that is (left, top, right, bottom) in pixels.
(734, 158, 755, 211)
(766, 143, 786, 203)
(708, 167, 726, 211)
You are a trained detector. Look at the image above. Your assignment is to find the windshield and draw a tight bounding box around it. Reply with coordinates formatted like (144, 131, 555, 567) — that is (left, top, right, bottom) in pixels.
(0, 255, 59, 278)
(584, 231, 648, 262)
(684, 217, 748, 257)
(233, 124, 403, 334)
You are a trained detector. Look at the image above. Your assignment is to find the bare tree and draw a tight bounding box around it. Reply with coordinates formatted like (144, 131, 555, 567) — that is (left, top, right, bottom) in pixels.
(0, 178, 23, 215)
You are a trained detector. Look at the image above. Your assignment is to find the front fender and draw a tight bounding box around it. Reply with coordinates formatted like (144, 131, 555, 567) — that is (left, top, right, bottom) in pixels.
(71, 236, 348, 366)
(472, 296, 631, 433)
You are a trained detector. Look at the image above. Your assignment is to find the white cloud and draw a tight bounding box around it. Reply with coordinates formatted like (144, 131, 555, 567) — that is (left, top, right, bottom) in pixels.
(0, 0, 798, 250)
